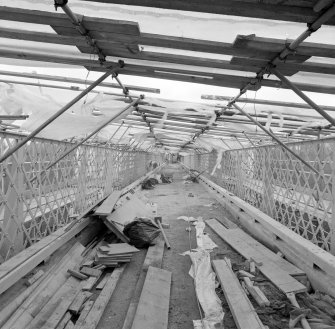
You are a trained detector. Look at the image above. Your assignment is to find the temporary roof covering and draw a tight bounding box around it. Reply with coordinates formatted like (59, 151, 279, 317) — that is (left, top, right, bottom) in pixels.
(0, 0, 335, 153)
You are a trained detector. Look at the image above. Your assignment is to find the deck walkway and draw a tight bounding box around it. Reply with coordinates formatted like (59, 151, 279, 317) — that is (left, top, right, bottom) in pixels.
(96, 164, 292, 329)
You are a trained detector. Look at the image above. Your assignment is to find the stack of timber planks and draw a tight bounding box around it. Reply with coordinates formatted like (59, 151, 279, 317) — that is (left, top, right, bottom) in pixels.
(0, 240, 126, 329)
(0, 218, 91, 296)
(95, 243, 140, 266)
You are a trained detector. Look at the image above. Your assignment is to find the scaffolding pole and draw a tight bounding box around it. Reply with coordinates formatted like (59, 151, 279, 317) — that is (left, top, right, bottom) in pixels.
(270, 67, 335, 126)
(0, 63, 123, 164)
(54, 0, 106, 63)
(30, 98, 141, 183)
(44, 97, 142, 172)
(104, 123, 124, 147)
(223, 3, 335, 112)
(220, 138, 232, 150)
(232, 103, 319, 175)
(233, 136, 245, 149)
(243, 132, 256, 147)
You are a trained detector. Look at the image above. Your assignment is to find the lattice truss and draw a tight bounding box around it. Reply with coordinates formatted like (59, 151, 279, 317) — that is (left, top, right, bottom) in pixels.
(184, 139, 335, 252)
(0, 131, 155, 262)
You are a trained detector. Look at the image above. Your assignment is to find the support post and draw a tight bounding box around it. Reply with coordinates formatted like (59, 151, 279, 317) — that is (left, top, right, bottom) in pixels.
(270, 67, 335, 127)
(0, 63, 123, 164)
(243, 132, 255, 146)
(220, 138, 231, 150)
(0, 141, 24, 260)
(234, 136, 245, 149)
(261, 147, 276, 218)
(232, 103, 320, 175)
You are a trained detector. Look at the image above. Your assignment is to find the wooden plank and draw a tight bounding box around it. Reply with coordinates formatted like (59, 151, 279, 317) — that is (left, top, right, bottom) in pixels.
(3, 25, 333, 61)
(212, 259, 266, 329)
(96, 274, 109, 290)
(82, 275, 100, 291)
(0, 219, 89, 296)
(104, 243, 139, 254)
(95, 191, 122, 216)
(0, 7, 140, 35)
(80, 0, 335, 26)
(34, 276, 82, 329)
(208, 220, 304, 276)
(69, 292, 92, 315)
(230, 56, 335, 75)
(233, 34, 335, 59)
(67, 269, 89, 280)
(55, 312, 71, 329)
(0, 44, 333, 94)
(206, 219, 306, 293)
(1, 43, 332, 94)
(82, 266, 126, 329)
(64, 321, 74, 329)
(73, 301, 94, 329)
(243, 277, 270, 307)
(122, 239, 165, 329)
(2, 243, 84, 329)
(131, 266, 171, 329)
(26, 269, 44, 286)
(52, 17, 140, 35)
(78, 45, 285, 74)
(139, 33, 280, 59)
(0, 68, 160, 93)
(80, 267, 102, 277)
(118, 66, 335, 95)
(102, 219, 130, 243)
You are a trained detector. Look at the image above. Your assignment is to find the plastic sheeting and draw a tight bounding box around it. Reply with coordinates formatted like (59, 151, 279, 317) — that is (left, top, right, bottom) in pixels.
(0, 83, 133, 140)
(195, 219, 218, 251)
(188, 250, 224, 329)
(180, 215, 224, 329)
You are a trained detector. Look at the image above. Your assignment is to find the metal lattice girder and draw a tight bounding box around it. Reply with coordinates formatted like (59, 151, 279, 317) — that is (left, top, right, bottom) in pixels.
(0, 131, 161, 262)
(182, 137, 335, 253)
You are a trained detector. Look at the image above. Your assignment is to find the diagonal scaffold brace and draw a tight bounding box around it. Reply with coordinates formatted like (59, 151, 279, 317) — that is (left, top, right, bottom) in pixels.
(0, 61, 124, 164)
(232, 103, 320, 175)
(30, 97, 143, 183)
(270, 67, 335, 127)
(218, 3, 335, 174)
